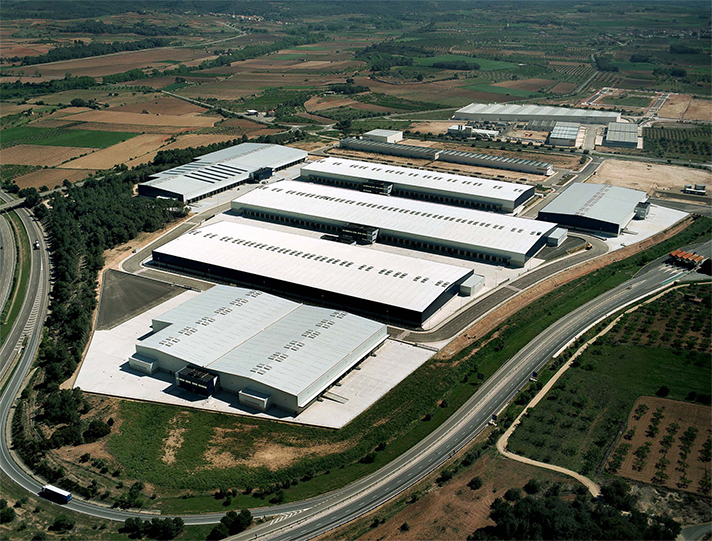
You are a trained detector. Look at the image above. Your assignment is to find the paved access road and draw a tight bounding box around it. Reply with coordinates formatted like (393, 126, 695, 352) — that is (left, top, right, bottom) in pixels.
(226, 263, 686, 541)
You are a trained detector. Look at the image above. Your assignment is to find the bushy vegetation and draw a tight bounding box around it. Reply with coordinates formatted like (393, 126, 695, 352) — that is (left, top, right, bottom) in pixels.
(206, 510, 252, 540)
(121, 516, 184, 540)
(468, 484, 680, 540)
(8, 37, 172, 66)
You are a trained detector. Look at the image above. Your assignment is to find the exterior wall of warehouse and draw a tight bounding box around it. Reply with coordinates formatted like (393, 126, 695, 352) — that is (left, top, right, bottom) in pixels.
(340, 139, 439, 160)
(137, 184, 186, 202)
(537, 212, 624, 236)
(231, 204, 533, 267)
(151, 251, 472, 326)
(215, 374, 298, 412)
(548, 136, 577, 147)
(603, 138, 638, 148)
(300, 172, 528, 212)
(436, 152, 552, 175)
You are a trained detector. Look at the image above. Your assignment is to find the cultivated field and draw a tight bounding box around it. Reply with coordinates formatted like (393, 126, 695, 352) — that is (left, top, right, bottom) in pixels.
(0, 144, 93, 166)
(609, 397, 711, 496)
(63, 110, 217, 128)
(108, 95, 207, 116)
(12, 167, 95, 190)
(58, 134, 168, 170)
(492, 78, 554, 91)
(591, 159, 712, 195)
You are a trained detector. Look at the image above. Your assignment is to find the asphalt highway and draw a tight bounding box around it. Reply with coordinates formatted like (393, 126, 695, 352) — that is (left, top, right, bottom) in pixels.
(229, 263, 686, 541)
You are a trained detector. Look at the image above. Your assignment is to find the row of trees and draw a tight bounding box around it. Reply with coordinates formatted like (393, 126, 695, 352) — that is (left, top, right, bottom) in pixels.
(8, 37, 172, 66)
(62, 19, 190, 36)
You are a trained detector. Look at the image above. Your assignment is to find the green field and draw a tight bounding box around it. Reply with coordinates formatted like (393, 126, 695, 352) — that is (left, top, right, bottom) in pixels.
(0, 212, 31, 346)
(613, 61, 659, 71)
(599, 95, 653, 108)
(414, 55, 518, 71)
(462, 83, 537, 98)
(271, 53, 307, 60)
(0, 164, 40, 183)
(508, 283, 712, 475)
(0, 127, 137, 148)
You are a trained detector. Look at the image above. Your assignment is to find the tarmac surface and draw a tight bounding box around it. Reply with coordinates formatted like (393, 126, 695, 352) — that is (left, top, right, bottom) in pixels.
(96, 270, 186, 330)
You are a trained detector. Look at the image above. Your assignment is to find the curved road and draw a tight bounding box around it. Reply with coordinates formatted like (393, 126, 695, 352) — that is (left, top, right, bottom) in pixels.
(0, 212, 687, 535)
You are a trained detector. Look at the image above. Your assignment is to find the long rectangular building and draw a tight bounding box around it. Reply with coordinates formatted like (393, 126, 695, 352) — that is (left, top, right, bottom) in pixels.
(129, 285, 387, 414)
(339, 137, 553, 175)
(454, 102, 621, 125)
(152, 221, 474, 326)
(137, 143, 307, 204)
(230, 181, 559, 267)
(301, 157, 534, 212)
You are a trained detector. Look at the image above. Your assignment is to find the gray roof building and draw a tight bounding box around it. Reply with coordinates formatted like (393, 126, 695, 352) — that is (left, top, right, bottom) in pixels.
(300, 157, 534, 212)
(537, 182, 647, 236)
(454, 103, 620, 124)
(137, 143, 307, 203)
(131, 285, 387, 414)
(604, 122, 639, 148)
(548, 122, 581, 147)
(231, 180, 559, 267)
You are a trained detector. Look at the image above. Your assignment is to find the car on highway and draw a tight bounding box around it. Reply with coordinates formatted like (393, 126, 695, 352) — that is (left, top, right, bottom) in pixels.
(33, 240, 40, 250)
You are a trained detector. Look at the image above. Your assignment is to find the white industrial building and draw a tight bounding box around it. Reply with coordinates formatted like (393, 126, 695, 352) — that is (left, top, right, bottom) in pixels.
(300, 157, 535, 213)
(137, 143, 308, 203)
(448, 125, 499, 139)
(363, 129, 403, 143)
(454, 103, 621, 125)
(152, 221, 476, 327)
(128, 285, 387, 414)
(339, 138, 554, 175)
(538, 183, 648, 236)
(603, 122, 639, 148)
(231, 181, 560, 267)
(548, 122, 583, 147)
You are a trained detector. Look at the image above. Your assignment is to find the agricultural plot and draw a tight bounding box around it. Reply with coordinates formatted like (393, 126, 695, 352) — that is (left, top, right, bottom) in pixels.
(0, 145, 94, 167)
(414, 55, 519, 72)
(12, 167, 95, 190)
(0, 163, 40, 183)
(462, 83, 539, 98)
(0, 126, 137, 148)
(63, 110, 217, 128)
(608, 397, 711, 495)
(643, 125, 712, 162)
(492, 78, 554, 92)
(57, 133, 168, 170)
(507, 284, 711, 476)
(108, 95, 207, 116)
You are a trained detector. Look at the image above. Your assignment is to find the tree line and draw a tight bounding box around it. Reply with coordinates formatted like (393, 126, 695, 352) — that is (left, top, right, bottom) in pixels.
(7, 37, 172, 66)
(61, 19, 190, 36)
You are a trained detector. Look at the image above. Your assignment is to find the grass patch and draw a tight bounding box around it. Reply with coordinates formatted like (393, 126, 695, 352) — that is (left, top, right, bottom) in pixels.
(599, 95, 653, 107)
(0, 127, 138, 149)
(414, 55, 518, 71)
(462, 83, 538, 98)
(352, 93, 443, 112)
(0, 211, 31, 346)
(508, 282, 711, 475)
(612, 61, 659, 71)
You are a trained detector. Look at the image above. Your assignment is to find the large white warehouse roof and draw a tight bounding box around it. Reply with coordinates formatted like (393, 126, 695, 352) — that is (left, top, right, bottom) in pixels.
(153, 220, 473, 314)
(231, 181, 558, 263)
(454, 103, 620, 124)
(301, 157, 533, 211)
(137, 285, 386, 410)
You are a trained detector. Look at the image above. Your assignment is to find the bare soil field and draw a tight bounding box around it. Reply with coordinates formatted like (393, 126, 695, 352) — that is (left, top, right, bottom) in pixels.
(354, 453, 571, 541)
(493, 78, 554, 91)
(685, 99, 712, 122)
(551, 82, 578, 94)
(109, 95, 207, 116)
(2, 47, 213, 79)
(590, 159, 712, 194)
(612, 397, 711, 495)
(0, 144, 93, 166)
(409, 121, 454, 134)
(296, 112, 333, 124)
(58, 133, 168, 170)
(219, 118, 264, 129)
(304, 95, 358, 112)
(14, 167, 95, 190)
(658, 94, 693, 119)
(64, 110, 217, 128)
(67, 122, 188, 135)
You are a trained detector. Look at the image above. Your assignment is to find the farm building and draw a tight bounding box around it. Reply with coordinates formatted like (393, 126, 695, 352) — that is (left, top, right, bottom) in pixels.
(300, 157, 535, 213)
(537, 182, 648, 236)
(363, 129, 403, 143)
(454, 103, 621, 125)
(603, 122, 639, 148)
(230, 181, 560, 267)
(128, 285, 387, 414)
(137, 143, 307, 204)
(339, 138, 553, 175)
(151, 221, 475, 327)
(547, 122, 583, 147)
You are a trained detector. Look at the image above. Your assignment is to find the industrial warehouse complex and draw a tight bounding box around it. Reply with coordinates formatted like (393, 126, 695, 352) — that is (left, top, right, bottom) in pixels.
(137, 143, 308, 203)
(538, 183, 649, 236)
(340, 137, 554, 175)
(128, 285, 387, 414)
(230, 180, 560, 267)
(300, 157, 535, 213)
(152, 221, 476, 326)
(454, 102, 621, 124)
